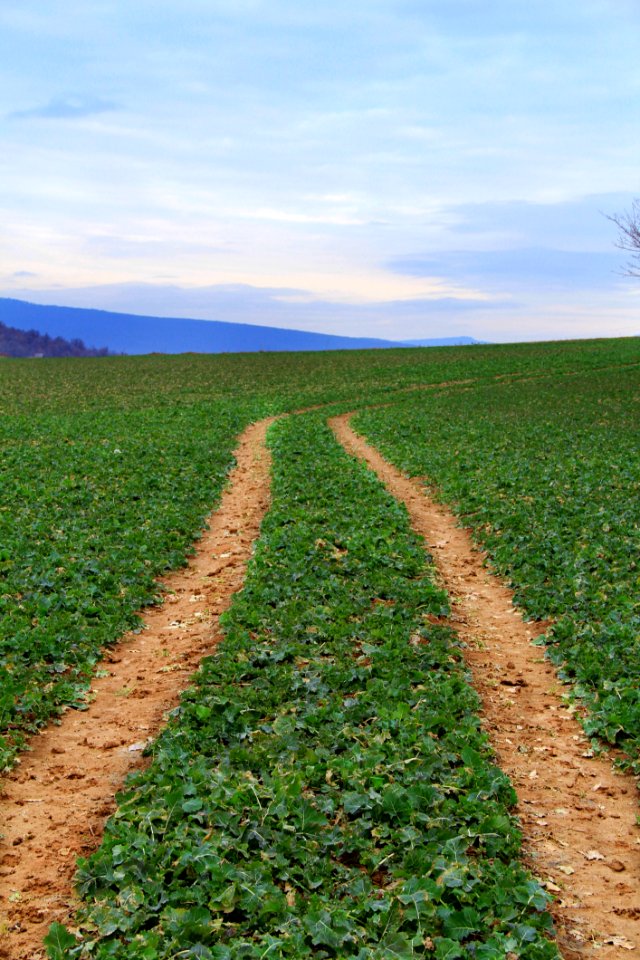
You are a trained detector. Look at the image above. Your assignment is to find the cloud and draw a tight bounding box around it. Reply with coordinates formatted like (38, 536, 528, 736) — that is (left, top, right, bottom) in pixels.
(10, 270, 38, 278)
(389, 248, 623, 291)
(240, 207, 372, 226)
(8, 95, 120, 121)
(385, 194, 634, 298)
(83, 235, 232, 260)
(447, 194, 636, 250)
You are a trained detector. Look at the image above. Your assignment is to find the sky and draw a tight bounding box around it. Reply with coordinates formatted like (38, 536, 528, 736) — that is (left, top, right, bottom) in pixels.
(2, 0, 640, 344)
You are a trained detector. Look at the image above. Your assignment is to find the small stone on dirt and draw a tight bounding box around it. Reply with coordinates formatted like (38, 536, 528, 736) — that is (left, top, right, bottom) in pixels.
(603, 936, 635, 950)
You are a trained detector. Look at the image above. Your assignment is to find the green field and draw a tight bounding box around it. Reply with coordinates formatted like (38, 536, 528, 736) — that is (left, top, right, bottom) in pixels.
(1, 337, 638, 957)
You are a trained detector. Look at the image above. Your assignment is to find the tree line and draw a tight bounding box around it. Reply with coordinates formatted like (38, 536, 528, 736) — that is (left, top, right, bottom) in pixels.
(0, 320, 111, 358)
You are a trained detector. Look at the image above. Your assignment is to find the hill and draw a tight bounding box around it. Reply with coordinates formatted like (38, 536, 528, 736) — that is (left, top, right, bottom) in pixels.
(0, 298, 484, 355)
(401, 336, 483, 347)
(0, 298, 402, 355)
(0, 316, 110, 358)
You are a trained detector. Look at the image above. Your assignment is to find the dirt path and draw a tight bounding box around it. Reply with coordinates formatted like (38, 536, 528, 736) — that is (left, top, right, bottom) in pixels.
(0, 418, 274, 960)
(331, 414, 640, 960)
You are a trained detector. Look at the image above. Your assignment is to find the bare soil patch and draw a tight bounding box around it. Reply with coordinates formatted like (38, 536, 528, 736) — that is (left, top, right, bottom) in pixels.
(0, 418, 274, 960)
(331, 413, 640, 960)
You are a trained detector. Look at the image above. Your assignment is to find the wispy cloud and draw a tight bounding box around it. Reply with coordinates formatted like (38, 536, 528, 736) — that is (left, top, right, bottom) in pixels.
(385, 194, 633, 302)
(446, 195, 634, 250)
(240, 207, 372, 226)
(388, 248, 623, 292)
(82, 235, 232, 260)
(8, 95, 120, 121)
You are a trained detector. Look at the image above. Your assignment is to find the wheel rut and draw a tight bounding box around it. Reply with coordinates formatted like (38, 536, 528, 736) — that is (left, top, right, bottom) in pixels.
(330, 413, 640, 960)
(0, 418, 275, 960)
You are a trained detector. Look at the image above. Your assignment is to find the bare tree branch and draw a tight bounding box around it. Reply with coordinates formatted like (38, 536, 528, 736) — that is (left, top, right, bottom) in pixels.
(607, 199, 640, 277)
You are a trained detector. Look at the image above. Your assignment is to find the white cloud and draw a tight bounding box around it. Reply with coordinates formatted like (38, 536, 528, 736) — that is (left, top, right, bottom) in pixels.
(8, 94, 120, 121)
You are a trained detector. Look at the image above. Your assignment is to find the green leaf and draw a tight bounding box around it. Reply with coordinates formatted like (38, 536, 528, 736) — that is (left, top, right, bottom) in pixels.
(44, 922, 78, 959)
(304, 909, 348, 950)
(379, 932, 416, 958)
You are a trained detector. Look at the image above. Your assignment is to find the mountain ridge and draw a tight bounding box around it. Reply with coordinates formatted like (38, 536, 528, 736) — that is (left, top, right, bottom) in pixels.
(0, 297, 482, 355)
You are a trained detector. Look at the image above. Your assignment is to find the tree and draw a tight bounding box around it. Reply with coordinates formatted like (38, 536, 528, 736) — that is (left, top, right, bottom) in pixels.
(608, 199, 640, 276)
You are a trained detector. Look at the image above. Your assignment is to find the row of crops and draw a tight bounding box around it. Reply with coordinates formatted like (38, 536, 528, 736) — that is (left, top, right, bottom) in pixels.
(48, 415, 557, 958)
(356, 364, 640, 774)
(0, 337, 638, 957)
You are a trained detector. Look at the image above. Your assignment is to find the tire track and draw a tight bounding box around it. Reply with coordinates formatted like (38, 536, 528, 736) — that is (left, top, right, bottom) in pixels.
(0, 417, 275, 960)
(331, 413, 640, 960)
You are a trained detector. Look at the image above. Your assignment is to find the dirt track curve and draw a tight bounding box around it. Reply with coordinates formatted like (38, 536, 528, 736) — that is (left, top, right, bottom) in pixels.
(0, 418, 274, 960)
(331, 413, 640, 960)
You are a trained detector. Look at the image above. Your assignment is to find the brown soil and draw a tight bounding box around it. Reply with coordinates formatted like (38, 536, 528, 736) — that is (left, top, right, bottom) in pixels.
(0, 417, 274, 960)
(331, 413, 640, 960)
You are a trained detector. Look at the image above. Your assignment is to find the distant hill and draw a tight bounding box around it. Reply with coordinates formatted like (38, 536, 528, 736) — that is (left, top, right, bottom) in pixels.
(401, 336, 484, 346)
(0, 298, 403, 355)
(0, 298, 484, 355)
(0, 316, 111, 358)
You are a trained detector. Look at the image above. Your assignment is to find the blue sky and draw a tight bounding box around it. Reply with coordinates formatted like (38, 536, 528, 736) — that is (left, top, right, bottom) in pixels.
(2, 0, 640, 342)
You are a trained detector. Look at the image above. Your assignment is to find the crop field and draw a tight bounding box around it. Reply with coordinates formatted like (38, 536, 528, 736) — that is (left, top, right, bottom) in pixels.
(49, 416, 555, 958)
(0, 336, 638, 958)
(3, 340, 630, 768)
